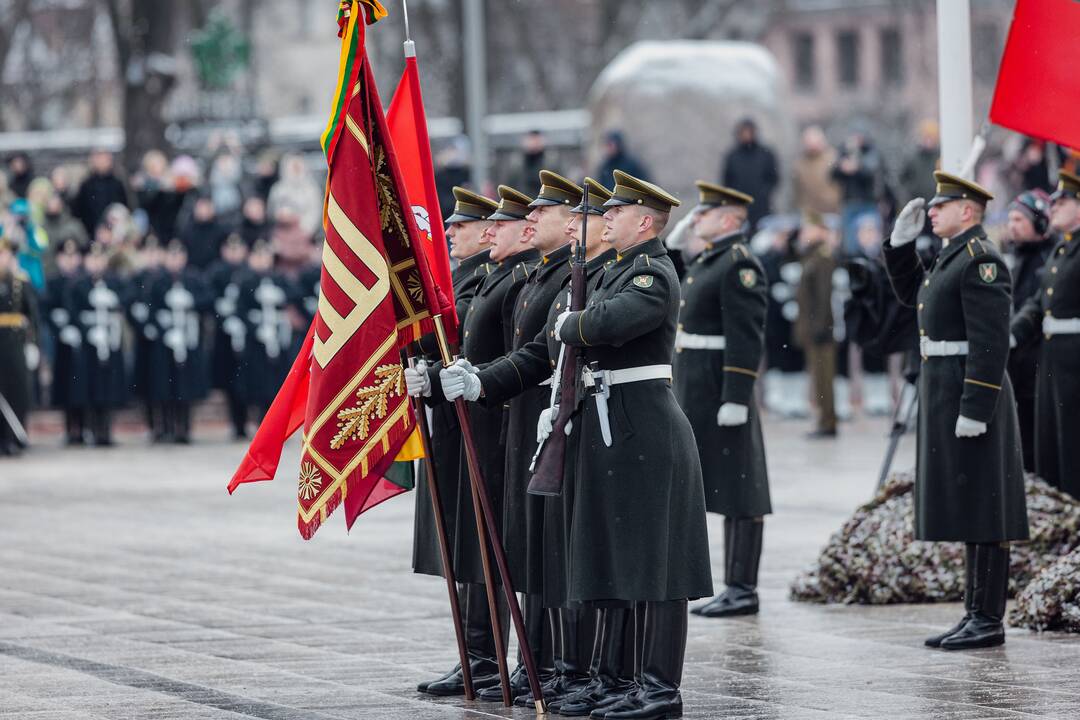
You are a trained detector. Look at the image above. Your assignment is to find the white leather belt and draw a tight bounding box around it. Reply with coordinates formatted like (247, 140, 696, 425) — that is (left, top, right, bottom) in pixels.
(920, 337, 969, 356)
(539, 376, 553, 386)
(582, 364, 673, 387)
(1044, 316, 1080, 336)
(675, 330, 726, 350)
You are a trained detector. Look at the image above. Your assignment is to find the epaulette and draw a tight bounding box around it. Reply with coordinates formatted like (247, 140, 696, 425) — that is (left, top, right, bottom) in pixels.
(634, 254, 653, 268)
(512, 262, 530, 282)
(479, 262, 493, 276)
(732, 243, 751, 259)
(965, 237, 986, 257)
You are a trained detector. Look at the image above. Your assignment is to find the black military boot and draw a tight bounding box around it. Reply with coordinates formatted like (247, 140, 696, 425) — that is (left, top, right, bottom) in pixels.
(599, 600, 686, 720)
(421, 583, 506, 696)
(558, 605, 637, 717)
(174, 402, 192, 444)
(926, 543, 976, 647)
(693, 517, 762, 617)
(537, 605, 596, 708)
(510, 594, 557, 706)
(941, 543, 1009, 651)
(92, 409, 113, 446)
(480, 592, 544, 702)
(65, 409, 84, 445)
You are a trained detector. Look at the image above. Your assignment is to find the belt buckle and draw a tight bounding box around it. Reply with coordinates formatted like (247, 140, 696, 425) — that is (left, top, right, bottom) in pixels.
(586, 361, 608, 398)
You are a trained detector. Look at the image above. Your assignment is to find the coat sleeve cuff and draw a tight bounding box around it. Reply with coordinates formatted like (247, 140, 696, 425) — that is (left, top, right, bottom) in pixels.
(721, 366, 757, 405)
(959, 378, 1001, 424)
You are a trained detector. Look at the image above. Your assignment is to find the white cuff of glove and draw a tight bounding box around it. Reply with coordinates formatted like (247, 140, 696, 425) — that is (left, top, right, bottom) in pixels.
(441, 363, 482, 402)
(405, 360, 431, 398)
(554, 310, 571, 338)
(954, 414, 988, 438)
(25, 344, 40, 371)
(890, 197, 926, 247)
(717, 403, 749, 426)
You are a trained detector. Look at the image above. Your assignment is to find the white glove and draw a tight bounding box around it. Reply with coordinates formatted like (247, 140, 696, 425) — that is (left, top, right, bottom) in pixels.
(441, 362, 482, 401)
(536, 406, 572, 444)
(717, 403, 749, 426)
(554, 310, 571, 338)
(1009, 334, 1017, 349)
(890, 198, 926, 247)
(405, 359, 431, 397)
(955, 415, 988, 438)
(25, 344, 40, 371)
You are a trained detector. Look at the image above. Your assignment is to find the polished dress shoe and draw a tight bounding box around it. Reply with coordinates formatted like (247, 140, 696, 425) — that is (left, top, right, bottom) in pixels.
(476, 664, 530, 701)
(940, 543, 1009, 651)
(692, 517, 763, 618)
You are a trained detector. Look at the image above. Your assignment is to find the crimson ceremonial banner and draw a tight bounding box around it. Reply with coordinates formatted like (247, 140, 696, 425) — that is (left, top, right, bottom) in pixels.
(387, 51, 457, 334)
(229, 0, 453, 539)
(990, 0, 1080, 150)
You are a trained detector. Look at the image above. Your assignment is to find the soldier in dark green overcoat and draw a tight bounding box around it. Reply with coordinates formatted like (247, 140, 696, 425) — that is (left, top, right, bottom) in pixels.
(553, 170, 713, 720)
(409, 187, 499, 697)
(673, 182, 771, 620)
(884, 171, 1029, 652)
(406, 184, 538, 699)
(1011, 170, 1080, 500)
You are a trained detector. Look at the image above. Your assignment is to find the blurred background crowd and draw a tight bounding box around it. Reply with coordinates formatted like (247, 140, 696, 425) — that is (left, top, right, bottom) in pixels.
(0, 0, 1071, 450)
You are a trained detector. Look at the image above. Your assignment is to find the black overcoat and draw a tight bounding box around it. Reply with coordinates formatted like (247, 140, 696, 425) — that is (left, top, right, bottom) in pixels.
(558, 238, 713, 602)
(1012, 230, 1080, 498)
(884, 226, 1028, 542)
(67, 273, 130, 408)
(673, 233, 771, 518)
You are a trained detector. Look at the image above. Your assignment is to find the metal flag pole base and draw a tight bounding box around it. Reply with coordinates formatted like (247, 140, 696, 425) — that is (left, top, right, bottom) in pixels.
(408, 357, 474, 700)
(432, 315, 547, 715)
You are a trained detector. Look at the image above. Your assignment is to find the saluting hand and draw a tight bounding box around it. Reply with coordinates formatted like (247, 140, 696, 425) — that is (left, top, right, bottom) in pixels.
(405, 359, 431, 398)
(717, 403, 749, 427)
(954, 415, 988, 438)
(890, 198, 926, 247)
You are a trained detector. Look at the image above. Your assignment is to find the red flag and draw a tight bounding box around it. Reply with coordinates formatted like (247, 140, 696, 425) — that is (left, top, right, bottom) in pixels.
(229, 1, 449, 538)
(388, 51, 458, 337)
(990, 0, 1080, 150)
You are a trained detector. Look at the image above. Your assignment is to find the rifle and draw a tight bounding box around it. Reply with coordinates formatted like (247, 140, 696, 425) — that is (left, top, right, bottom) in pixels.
(527, 182, 589, 496)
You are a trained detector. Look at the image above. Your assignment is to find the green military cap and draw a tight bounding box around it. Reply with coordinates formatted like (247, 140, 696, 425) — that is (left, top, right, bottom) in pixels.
(571, 177, 613, 216)
(445, 186, 499, 224)
(529, 170, 582, 208)
(1050, 169, 1080, 202)
(927, 170, 994, 208)
(695, 181, 753, 208)
(487, 184, 534, 221)
(603, 169, 681, 213)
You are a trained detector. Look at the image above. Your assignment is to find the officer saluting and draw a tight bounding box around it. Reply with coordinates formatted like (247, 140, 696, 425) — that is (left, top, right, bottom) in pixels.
(675, 182, 771, 618)
(884, 171, 1028, 651)
(553, 170, 712, 719)
(411, 187, 500, 698)
(1011, 170, 1080, 498)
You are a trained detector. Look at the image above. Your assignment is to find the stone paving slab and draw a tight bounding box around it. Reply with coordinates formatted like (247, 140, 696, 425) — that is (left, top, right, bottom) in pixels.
(1, 417, 1078, 718)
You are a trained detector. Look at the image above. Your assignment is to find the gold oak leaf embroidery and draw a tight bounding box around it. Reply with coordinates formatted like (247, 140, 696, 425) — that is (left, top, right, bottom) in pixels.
(374, 147, 409, 246)
(331, 363, 406, 449)
(298, 461, 324, 501)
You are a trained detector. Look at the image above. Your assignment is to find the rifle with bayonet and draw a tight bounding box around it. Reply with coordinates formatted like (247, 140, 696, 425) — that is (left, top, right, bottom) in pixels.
(527, 182, 589, 496)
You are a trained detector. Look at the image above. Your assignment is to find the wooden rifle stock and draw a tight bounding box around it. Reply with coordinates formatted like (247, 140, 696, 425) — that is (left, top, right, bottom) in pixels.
(527, 183, 590, 496)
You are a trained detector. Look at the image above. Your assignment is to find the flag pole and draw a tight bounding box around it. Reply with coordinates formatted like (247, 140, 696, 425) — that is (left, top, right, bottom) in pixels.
(408, 368, 475, 700)
(433, 315, 548, 715)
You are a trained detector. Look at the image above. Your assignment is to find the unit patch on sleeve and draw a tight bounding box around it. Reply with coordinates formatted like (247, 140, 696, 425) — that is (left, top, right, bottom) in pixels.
(633, 275, 654, 288)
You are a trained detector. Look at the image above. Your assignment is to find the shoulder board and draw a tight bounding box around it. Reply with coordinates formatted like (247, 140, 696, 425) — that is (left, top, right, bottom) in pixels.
(965, 237, 986, 257)
(512, 262, 530, 281)
(634, 254, 652, 267)
(603, 259, 617, 270)
(732, 243, 750, 259)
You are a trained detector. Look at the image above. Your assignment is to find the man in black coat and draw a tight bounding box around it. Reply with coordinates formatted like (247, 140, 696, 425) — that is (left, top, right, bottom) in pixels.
(553, 170, 713, 719)
(1011, 170, 1080, 499)
(441, 171, 583, 708)
(885, 171, 1028, 651)
(43, 241, 84, 444)
(1003, 190, 1052, 471)
(722, 119, 779, 230)
(675, 182, 771, 620)
(72, 150, 129, 236)
(409, 186, 500, 698)
(129, 237, 168, 440)
(406, 184, 539, 701)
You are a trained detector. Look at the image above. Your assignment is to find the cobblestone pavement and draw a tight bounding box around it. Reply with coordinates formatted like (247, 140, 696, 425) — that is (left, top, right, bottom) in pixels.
(1, 415, 1078, 719)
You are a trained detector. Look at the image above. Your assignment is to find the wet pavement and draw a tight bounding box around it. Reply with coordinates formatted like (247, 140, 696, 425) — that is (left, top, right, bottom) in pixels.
(1, 415, 1078, 719)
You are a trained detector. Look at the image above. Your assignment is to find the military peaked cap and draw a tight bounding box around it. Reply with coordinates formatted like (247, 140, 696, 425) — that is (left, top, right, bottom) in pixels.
(603, 169, 681, 213)
(487, 185, 534, 221)
(571, 177, 613, 216)
(445, 186, 499, 224)
(529, 170, 582, 208)
(695, 181, 754, 208)
(1050, 169, 1080, 202)
(928, 170, 994, 208)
